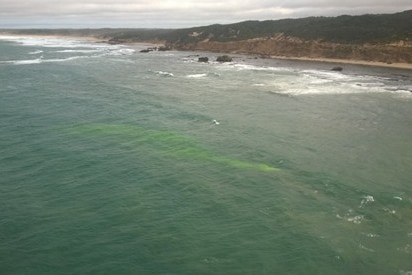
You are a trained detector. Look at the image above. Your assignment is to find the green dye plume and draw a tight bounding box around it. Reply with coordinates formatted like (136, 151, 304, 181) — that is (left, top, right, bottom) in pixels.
(66, 124, 279, 172)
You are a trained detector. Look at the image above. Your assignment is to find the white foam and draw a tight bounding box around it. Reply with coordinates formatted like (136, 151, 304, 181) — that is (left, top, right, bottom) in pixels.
(107, 48, 135, 56)
(49, 56, 86, 62)
(291, 69, 412, 96)
(213, 63, 411, 97)
(12, 58, 42, 65)
(347, 215, 364, 224)
(187, 73, 207, 78)
(383, 207, 396, 214)
(261, 73, 356, 96)
(303, 75, 332, 84)
(359, 195, 374, 208)
(155, 71, 174, 77)
(0, 35, 135, 59)
(302, 69, 352, 81)
(362, 233, 380, 238)
(0, 35, 106, 49)
(54, 49, 101, 53)
(233, 64, 267, 71)
(336, 211, 364, 224)
(359, 243, 375, 252)
(216, 62, 293, 73)
(280, 86, 355, 96)
(0, 55, 91, 66)
(28, 50, 43, 55)
(268, 72, 412, 97)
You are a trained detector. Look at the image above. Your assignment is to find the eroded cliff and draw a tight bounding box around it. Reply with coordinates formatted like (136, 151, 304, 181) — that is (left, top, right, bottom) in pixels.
(170, 33, 412, 64)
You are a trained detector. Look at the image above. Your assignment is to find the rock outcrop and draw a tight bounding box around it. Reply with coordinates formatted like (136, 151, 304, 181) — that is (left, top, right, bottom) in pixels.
(198, 57, 209, 62)
(216, 55, 232, 62)
(168, 33, 412, 64)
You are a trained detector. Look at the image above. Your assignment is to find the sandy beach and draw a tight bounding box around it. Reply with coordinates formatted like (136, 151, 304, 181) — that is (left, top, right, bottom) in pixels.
(270, 55, 412, 70)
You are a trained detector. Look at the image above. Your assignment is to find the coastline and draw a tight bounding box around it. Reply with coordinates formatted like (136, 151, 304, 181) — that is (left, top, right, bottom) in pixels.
(2, 33, 411, 70)
(0, 33, 163, 48)
(0, 33, 107, 44)
(269, 55, 412, 70)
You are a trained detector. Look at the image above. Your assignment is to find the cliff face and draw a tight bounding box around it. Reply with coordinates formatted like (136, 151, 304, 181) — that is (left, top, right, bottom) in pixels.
(165, 10, 412, 63)
(170, 33, 412, 64)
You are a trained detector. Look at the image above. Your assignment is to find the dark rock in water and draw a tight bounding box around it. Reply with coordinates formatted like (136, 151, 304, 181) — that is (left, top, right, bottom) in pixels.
(198, 57, 209, 62)
(216, 55, 232, 62)
(140, 46, 169, 53)
(158, 46, 170, 51)
(331, 66, 343, 71)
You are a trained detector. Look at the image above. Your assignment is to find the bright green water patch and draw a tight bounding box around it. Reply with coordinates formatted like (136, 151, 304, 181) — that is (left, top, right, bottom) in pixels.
(65, 124, 279, 172)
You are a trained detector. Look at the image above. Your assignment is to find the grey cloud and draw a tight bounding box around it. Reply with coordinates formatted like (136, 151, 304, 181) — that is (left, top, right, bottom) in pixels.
(0, 0, 410, 28)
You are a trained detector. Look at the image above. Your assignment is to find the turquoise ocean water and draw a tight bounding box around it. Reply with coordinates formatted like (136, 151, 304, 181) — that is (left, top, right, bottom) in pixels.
(1, 36, 412, 274)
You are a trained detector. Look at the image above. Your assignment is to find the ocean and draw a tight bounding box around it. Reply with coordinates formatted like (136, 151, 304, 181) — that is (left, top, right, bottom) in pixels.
(0, 35, 411, 275)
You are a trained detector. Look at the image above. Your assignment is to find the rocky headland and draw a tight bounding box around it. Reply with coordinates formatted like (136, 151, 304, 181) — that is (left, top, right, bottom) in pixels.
(169, 33, 412, 65)
(2, 10, 411, 68)
(163, 10, 412, 67)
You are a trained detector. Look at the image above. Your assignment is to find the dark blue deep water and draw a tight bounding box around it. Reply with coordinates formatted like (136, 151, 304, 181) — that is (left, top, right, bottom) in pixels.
(1, 36, 412, 274)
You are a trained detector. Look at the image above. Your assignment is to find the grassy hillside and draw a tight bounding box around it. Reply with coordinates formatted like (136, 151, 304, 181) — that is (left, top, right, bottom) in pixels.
(2, 10, 411, 45)
(165, 10, 412, 44)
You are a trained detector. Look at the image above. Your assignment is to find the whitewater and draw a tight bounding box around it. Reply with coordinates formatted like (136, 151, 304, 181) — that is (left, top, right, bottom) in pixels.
(1, 35, 411, 274)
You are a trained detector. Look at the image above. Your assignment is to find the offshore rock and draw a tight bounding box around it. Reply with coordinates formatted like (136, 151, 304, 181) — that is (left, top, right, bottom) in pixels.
(140, 46, 169, 53)
(158, 46, 170, 51)
(198, 57, 209, 62)
(216, 55, 232, 62)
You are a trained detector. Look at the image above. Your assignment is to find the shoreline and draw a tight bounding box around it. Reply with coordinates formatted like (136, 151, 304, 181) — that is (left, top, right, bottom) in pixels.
(0, 33, 103, 42)
(1, 33, 411, 70)
(187, 48, 412, 70)
(268, 55, 412, 70)
(0, 33, 163, 48)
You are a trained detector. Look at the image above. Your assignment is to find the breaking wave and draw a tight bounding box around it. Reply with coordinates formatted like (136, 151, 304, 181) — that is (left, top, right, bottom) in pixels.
(186, 73, 208, 78)
(0, 35, 135, 66)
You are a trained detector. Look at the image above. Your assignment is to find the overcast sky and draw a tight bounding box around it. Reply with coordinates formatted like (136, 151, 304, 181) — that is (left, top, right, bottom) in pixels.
(1, 0, 411, 29)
